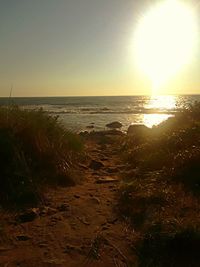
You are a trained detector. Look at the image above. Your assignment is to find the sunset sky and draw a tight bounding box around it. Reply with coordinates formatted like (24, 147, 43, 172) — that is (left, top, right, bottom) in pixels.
(0, 0, 199, 97)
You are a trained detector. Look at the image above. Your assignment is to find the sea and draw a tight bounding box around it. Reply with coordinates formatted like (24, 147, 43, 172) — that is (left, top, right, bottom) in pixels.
(0, 95, 200, 132)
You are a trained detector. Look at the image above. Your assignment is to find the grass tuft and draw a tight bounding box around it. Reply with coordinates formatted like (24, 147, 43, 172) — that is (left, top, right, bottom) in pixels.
(0, 106, 83, 207)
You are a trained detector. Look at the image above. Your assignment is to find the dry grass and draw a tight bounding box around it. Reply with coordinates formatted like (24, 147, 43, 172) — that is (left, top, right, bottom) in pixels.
(0, 106, 83, 208)
(119, 102, 200, 266)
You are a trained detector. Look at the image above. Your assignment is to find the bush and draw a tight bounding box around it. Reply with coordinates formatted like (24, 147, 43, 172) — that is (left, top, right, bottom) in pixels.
(119, 102, 200, 266)
(0, 106, 83, 207)
(138, 227, 200, 267)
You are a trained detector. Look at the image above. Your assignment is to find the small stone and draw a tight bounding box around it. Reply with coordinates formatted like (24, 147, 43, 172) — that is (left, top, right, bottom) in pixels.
(91, 197, 100, 204)
(57, 204, 69, 212)
(64, 244, 82, 254)
(111, 188, 117, 192)
(96, 178, 119, 184)
(16, 235, 31, 241)
(106, 167, 119, 174)
(39, 206, 57, 216)
(17, 209, 38, 223)
(43, 259, 65, 266)
(102, 225, 109, 230)
(79, 131, 89, 137)
(74, 194, 80, 199)
(107, 217, 118, 224)
(106, 121, 122, 129)
(100, 157, 108, 161)
(77, 216, 90, 225)
(38, 243, 47, 248)
(89, 160, 104, 170)
(86, 125, 94, 129)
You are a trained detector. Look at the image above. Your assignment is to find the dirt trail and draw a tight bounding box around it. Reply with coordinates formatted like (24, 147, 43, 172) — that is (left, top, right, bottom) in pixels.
(0, 136, 135, 267)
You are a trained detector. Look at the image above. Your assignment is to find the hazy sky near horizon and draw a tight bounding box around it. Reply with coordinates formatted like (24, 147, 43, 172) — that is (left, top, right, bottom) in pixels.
(0, 0, 199, 97)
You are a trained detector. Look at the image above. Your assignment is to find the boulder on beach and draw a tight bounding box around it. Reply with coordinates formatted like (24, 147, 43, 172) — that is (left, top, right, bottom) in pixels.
(106, 121, 122, 129)
(86, 125, 94, 129)
(79, 131, 89, 137)
(127, 124, 150, 136)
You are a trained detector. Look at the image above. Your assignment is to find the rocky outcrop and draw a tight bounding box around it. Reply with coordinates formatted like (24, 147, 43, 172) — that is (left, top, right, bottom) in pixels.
(127, 124, 150, 136)
(106, 121, 122, 129)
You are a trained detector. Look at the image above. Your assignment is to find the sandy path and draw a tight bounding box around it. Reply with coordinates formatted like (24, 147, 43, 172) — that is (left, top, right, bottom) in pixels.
(0, 137, 135, 267)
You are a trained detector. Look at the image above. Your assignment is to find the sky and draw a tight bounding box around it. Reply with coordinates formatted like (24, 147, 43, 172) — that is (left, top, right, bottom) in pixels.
(0, 0, 199, 97)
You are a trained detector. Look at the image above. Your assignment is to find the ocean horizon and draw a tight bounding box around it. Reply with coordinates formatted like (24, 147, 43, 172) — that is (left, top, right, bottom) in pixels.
(0, 94, 200, 132)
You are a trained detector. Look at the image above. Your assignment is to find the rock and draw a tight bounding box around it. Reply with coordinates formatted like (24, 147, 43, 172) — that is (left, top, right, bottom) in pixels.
(100, 157, 108, 161)
(64, 244, 82, 254)
(39, 206, 57, 216)
(89, 160, 104, 170)
(127, 124, 150, 136)
(86, 125, 94, 129)
(107, 217, 118, 224)
(50, 214, 63, 223)
(102, 225, 109, 231)
(106, 121, 123, 129)
(77, 216, 90, 225)
(96, 177, 119, 184)
(43, 259, 66, 266)
(38, 242, 47, 248)
(57, 204, 70, 212)
(17, 208, 38, 223)
(111, 188, 117, 192)
(16, 235, 31, 241)
(79, 130, 89, 137)
(106, 129, 124, 136)
(90, 196, 100, 204)
(106, 167, 119, 174)
(74, 194, 80, 199)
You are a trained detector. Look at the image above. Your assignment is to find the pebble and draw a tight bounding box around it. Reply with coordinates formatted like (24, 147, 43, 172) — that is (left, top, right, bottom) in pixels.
(57, 204, 69, 212)
(17, 209, 38, 223)
(89, 160, 104, 170)
(90, 197, 100, 204)
(16, 235, 31, 241)
(96, 178, 119, 184)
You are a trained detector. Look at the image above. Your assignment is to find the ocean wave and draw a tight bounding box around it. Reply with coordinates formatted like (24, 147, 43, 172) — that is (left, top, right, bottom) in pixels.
(48, 108, 178, 115)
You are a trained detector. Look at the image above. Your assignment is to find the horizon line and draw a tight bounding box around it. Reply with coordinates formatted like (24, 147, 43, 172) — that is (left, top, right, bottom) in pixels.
(0, 93, 200, 98)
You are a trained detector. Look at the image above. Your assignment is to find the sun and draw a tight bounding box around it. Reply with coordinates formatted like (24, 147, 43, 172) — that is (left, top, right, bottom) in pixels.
(134, 0, 198, 93)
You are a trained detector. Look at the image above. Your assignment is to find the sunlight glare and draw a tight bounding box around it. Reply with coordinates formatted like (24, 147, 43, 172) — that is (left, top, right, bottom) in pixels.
(143, 113, 172, 128)
(143, 95, 177, 127)
(134, 0, 198, 92)
(145, 95, 177, 111)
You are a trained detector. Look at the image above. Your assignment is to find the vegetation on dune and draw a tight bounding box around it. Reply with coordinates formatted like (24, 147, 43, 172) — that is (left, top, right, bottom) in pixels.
(0, 106, 83, 207)
(119, 102, 200, 267)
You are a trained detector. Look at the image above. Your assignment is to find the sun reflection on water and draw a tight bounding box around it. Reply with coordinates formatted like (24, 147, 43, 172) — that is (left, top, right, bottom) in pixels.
(145, 95, 177, 111)
(143, 113, 172, 128)
(143, 95, 177, 127)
